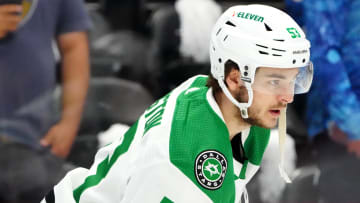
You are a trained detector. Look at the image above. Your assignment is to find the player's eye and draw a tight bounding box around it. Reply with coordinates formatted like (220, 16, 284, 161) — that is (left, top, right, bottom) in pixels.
(268, 80, 280, 87)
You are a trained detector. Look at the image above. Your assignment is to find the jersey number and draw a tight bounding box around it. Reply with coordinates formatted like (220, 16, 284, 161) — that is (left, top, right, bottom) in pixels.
(287, 27, 301, 38)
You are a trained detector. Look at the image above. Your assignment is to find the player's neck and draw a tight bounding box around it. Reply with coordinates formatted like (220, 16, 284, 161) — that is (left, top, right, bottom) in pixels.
(215, 92, 251, 140)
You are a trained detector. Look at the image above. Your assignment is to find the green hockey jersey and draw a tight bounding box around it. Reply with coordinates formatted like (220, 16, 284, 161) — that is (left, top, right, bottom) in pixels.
(42, 75, 270, 203)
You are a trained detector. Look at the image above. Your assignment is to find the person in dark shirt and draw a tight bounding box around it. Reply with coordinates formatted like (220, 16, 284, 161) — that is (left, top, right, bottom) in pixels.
(0, 0, 91, 202)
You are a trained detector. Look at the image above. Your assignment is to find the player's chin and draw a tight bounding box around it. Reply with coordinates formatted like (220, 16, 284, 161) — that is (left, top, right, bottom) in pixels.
(259, 118, 278, 129)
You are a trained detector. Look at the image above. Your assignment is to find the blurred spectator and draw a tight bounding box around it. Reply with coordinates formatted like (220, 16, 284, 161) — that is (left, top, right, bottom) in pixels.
(148, 0, 222, 97)
(290, 0, 360, 202)
(100, 0, 147, 33)
(175, 0, 221, 63)
(0, 0, 91, 202)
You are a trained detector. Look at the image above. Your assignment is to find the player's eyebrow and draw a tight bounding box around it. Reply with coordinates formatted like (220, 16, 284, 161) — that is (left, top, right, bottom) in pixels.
(265, 73, 286, 79)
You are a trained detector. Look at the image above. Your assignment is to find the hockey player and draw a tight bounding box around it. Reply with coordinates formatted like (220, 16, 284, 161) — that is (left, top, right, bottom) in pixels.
(42, 4, 313, 203)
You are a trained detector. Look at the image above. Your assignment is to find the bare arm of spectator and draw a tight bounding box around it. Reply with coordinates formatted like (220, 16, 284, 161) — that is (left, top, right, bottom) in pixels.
(347, 141, 360, 158)
(329, 123, 360, 159)
(0, 5, 22, 38)
(41, 31, 90, 158)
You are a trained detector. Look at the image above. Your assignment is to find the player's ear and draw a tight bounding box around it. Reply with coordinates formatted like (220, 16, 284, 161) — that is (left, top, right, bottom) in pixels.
(225, 68, 243, 91)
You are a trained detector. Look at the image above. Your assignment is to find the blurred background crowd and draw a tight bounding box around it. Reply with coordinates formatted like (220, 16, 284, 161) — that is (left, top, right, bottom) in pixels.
(1, 0, 360, 202)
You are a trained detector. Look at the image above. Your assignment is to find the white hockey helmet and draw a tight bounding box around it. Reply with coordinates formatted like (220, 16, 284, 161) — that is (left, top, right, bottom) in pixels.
(210, 4, 313, 118)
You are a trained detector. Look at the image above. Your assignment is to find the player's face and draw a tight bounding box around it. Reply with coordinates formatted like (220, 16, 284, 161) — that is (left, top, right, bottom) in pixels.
(236, 67, 298, 128)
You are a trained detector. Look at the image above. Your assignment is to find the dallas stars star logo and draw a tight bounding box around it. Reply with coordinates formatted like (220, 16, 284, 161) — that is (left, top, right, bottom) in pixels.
(205, 162, 220, 177)
(195, 150, 227, 190)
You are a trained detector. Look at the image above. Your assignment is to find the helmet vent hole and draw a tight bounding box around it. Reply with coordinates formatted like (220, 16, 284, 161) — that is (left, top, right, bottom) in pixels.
(292, 59, 296, 64)
(256, 44, 268, 49)
(216, 28, 222, 36)
(302, 58, 306, 63)
(259, 51, 269, 55)
(272, 48, 286, 52)
(272, 54, 282, 56)
(218, 58, 222, 63)
(264, 23, 272, 31)
(273, 39, 285, 42)
(226, 21, 236, 27)
(223, 35, 228, 41)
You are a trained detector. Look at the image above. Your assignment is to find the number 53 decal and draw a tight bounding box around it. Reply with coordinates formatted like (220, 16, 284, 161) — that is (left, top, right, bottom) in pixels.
(287, 27, 301, 38)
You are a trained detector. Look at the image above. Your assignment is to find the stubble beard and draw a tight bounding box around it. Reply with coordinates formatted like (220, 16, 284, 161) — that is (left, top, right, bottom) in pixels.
(235, 90, 284, 129)
(239, 105, 272, 128)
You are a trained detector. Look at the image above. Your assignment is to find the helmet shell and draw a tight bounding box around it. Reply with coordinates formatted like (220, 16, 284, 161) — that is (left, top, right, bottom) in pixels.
(210, 4, 311, 83)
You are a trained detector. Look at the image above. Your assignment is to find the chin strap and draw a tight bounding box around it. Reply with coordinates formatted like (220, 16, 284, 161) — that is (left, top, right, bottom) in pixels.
(278, 108, 292, 183)
(217, 78, 253, 119)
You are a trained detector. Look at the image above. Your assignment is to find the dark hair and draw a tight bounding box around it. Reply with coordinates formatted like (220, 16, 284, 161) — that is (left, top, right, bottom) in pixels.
(206, 60, 239, 95)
